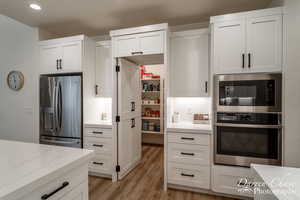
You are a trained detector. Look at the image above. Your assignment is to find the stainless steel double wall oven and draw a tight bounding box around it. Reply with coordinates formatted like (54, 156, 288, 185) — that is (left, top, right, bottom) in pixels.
(214, 73, 282, 167)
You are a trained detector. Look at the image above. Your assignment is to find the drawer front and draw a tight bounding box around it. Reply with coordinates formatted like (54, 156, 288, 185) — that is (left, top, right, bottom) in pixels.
(168, 143, 210, 165)
(21, 164, 88, 200)
(84, 128, 112, 138)
(89, 155, 112, 175)
(168, 163, 210, 189)
(212, 165, 253, 197)
(84, 137, 112, 155)
(168, 132, 210, 145)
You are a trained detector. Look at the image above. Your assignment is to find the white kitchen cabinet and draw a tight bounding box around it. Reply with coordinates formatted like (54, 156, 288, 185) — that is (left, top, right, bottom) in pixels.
(170, 29, 209, 97)
(167, 131, 211, 190)
(113, 31, 164, 58)
(213, 20, 246, 74)
(95, 41, 112, 97)
(39, 35, 90, 74)
(211, 7, 283, 74)
(84, 125, 113, 177)
(247, 15, 282, 72)
(59, 181, 88, 200)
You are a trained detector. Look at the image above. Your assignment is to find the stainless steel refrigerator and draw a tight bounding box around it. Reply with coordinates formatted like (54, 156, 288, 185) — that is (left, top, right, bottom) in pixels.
(40, 74, 82, 148)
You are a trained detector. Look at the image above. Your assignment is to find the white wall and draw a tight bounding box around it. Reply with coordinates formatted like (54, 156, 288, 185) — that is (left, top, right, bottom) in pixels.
(280, 0, 300, 167)
(0, 15, 39, 143)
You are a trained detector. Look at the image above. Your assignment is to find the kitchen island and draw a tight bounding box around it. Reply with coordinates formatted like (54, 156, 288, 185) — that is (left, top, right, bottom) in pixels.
(0, 140, 93, 200)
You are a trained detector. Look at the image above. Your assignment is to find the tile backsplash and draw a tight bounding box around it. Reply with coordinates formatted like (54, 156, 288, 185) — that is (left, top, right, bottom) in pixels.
(86, 97, 112, 123)
(168, 97, 212, 123)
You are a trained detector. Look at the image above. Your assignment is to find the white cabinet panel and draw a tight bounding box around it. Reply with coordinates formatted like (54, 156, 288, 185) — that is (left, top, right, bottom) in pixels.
(40, 44, 61, 74)
(95, 42, 112, 97)
(247, 15, 282, 72)
(60, 181, 88, 200)
(170, 30, 209, 97)
(139, 31, 164, 55)
(61, 41, 82, 72)
(114, 35, 139, 57)
(214, 19, 246, 74)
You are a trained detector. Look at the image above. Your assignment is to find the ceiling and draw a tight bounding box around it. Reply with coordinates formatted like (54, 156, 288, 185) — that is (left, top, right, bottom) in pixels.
(0, 0, 273, 37)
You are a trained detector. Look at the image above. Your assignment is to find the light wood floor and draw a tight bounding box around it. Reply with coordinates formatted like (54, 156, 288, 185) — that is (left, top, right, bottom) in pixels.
(89, 145, 237, 200)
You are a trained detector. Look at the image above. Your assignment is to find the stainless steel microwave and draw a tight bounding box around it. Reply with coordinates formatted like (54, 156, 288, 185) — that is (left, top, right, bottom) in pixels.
(214, 73, 282, 113)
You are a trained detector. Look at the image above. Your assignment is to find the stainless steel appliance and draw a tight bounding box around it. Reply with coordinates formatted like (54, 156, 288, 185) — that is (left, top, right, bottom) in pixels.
(214, 112, 282, 167)
(215, 73, 282, 113)
(40, 74, 82, 148)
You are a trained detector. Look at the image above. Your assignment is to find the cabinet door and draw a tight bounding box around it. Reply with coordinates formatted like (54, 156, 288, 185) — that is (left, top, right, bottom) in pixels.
(170, 31, 209, 97)
(114, 35, 139, 57)
(247, 15, 282, 72)
(61, 41, 82, 72)
(40, 44, 61, 74)
(139, 31, 164, 55)
(60, 181, 88, 200)
(213, 19, 246, 74)
(95, 43, 112, 97)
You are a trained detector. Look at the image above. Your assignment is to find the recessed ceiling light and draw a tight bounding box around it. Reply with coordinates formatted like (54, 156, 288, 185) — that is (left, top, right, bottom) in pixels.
(30, 3, 42, 10)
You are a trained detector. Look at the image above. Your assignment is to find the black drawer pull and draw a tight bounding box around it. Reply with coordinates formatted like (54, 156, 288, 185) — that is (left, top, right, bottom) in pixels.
(131, 51, 143, 55)
(92, 131, 103, 134)
(181, 137, 194, 141)
(93, 162, 104, 165)
(41, 181, 69, 200)
(93, 144, 103, 147)
(181, 173, 194, 178)
(181, 152, 195, 156)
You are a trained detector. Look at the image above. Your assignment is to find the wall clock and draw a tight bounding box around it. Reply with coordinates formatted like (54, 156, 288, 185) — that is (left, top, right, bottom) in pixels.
(7, 71, 25, 91)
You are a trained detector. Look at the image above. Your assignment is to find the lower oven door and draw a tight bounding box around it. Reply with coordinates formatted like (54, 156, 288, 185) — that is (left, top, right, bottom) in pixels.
(214, 125, 282, 167)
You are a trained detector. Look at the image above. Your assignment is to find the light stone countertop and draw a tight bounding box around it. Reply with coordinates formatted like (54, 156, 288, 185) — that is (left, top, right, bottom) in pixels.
(0, 140, 93, 200)
(84, 121, 112, 129)
(167, 121, 212, 134)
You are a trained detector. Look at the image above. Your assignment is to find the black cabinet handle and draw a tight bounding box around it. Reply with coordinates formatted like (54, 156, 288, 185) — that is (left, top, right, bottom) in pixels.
(131, 118, 135, 128)
(181, 152, 195, 156)
(92, 131, 103, 134)
(205, 81, 208, 93)
(242, 54, 245, 68)
(181, 173, 194, 178)
(248, 53, 251, 68)
(131, 101, 135, 112)
(59, 59, 62, 69)
(93, 162, 103, 165)
(95, 85, 99, 95)
(93, 144, 103, 147)
(56, 59, 59, 70)
(131, 51, 143, 55)
(41, 181, 69, 200)
(181, 137, 194, 141)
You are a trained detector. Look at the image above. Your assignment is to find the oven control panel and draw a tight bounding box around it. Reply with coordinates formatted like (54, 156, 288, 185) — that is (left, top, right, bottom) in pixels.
(216, 112, 281, 125)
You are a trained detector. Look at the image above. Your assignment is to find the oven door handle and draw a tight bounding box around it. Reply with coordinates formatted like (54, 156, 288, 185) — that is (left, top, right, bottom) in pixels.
(215, 123, 282, 129)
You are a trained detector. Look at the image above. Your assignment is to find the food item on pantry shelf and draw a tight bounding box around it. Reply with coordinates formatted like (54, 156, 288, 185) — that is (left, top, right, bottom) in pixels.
(143, 121, 149, 131)
(152, 75, 160, 79)
(149, 122, 155, 131)
(154, 124, 160, 132)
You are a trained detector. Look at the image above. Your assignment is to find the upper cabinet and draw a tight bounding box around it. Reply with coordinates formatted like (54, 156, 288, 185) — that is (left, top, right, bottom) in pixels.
(170, 29, 209, 97)
(113, 31, 164, 57)
(95, 41, 112, 97)
(39, 35, 88, 74)
(211, 7, 283, 74)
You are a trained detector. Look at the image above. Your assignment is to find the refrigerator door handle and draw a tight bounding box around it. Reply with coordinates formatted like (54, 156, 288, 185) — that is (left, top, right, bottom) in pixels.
(57, 82, 63, 132)
(54, 82, 59, 132)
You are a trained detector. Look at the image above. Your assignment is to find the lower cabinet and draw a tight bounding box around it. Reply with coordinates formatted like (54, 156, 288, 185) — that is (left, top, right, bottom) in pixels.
(212, 165, 254, 198)
(84, 126, 113, 177)
(20, 164, 88, 200)
(167, 132, 211, 190)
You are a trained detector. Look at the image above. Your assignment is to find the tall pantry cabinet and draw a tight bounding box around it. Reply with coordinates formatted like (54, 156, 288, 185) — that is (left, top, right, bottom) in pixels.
(212, 7, 283, 74)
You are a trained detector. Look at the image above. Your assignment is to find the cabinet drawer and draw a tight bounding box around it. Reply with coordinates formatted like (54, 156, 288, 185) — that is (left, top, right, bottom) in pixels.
(89, 155, 112, 175)
(212, 165, 253, 197)
(84, 128, 112, 138)
(168, 163, 210, 189)
(21, 164, 88, 200)
(84, 137, 112, 155)
(168, 143, 209, 165)
(168, 132, 210, 145)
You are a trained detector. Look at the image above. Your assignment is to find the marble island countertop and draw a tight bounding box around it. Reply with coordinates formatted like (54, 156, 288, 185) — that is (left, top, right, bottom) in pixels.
(252, 164, 300, 200)
(167, 122, 212, 134)
(0, 140, 93, 200)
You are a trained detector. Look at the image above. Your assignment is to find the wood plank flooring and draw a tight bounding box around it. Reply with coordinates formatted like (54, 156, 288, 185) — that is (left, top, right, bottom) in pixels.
(89, 145, 237, 200)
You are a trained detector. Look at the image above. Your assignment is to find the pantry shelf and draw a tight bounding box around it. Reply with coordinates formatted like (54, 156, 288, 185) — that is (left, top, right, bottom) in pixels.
(142, 131, 163, 135)
(142, 91, 160, 93)
(142, 79, 160, 81)
(142, 117, 160, 120)
(142, 103, 160, 106)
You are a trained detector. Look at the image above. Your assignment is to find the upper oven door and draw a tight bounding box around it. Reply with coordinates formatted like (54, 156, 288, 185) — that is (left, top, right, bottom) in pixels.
(215, 73, 282, 112)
